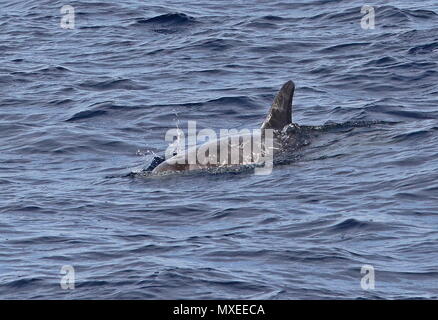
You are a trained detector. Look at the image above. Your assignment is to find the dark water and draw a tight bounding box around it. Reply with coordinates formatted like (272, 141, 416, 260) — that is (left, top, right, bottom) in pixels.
(1, 0, 438, 299)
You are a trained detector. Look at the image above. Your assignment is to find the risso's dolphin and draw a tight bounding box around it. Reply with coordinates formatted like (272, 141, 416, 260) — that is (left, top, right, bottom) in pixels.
(150, 80, 314, 175)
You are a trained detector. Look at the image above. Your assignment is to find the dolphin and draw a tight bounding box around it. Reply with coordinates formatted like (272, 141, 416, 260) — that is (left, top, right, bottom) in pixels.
(150, 80, 312, 175)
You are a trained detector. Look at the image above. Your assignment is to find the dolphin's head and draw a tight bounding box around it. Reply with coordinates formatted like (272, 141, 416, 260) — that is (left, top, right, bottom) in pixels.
(151, 159, 189, 174)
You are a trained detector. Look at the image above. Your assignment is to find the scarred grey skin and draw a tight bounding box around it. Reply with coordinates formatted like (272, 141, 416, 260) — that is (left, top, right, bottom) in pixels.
(152, 80, 298, 175)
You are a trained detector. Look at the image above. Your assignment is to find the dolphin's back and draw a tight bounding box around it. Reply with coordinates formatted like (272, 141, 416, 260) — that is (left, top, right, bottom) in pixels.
(152, 80, 296, 175)
(152, 132, 265, 174)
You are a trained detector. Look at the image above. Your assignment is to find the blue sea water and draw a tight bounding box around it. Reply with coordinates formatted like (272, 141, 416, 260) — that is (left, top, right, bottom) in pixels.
(1, 0, 438, 299)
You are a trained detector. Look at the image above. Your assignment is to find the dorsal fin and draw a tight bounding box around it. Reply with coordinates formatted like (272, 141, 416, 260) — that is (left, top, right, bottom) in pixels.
(261, 80, 295, 131)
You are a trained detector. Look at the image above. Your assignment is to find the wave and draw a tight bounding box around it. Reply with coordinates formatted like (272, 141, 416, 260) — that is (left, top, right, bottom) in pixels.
(305, 5, 437, 26)
(364, 105, 438, 120)
(326, 218, 389, 233)
(408, 42, 438, 55)
(66, 101, 139, 122)
(132, 12, 198, 34)
(392, 129, 431, 143)
(379, 6, 438, 22)
(76, 78, 148, 91)
(135, 12, 196, 25)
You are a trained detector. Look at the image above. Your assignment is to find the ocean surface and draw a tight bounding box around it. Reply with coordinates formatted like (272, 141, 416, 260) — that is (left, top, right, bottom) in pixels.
(1, 0, 438, 299)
